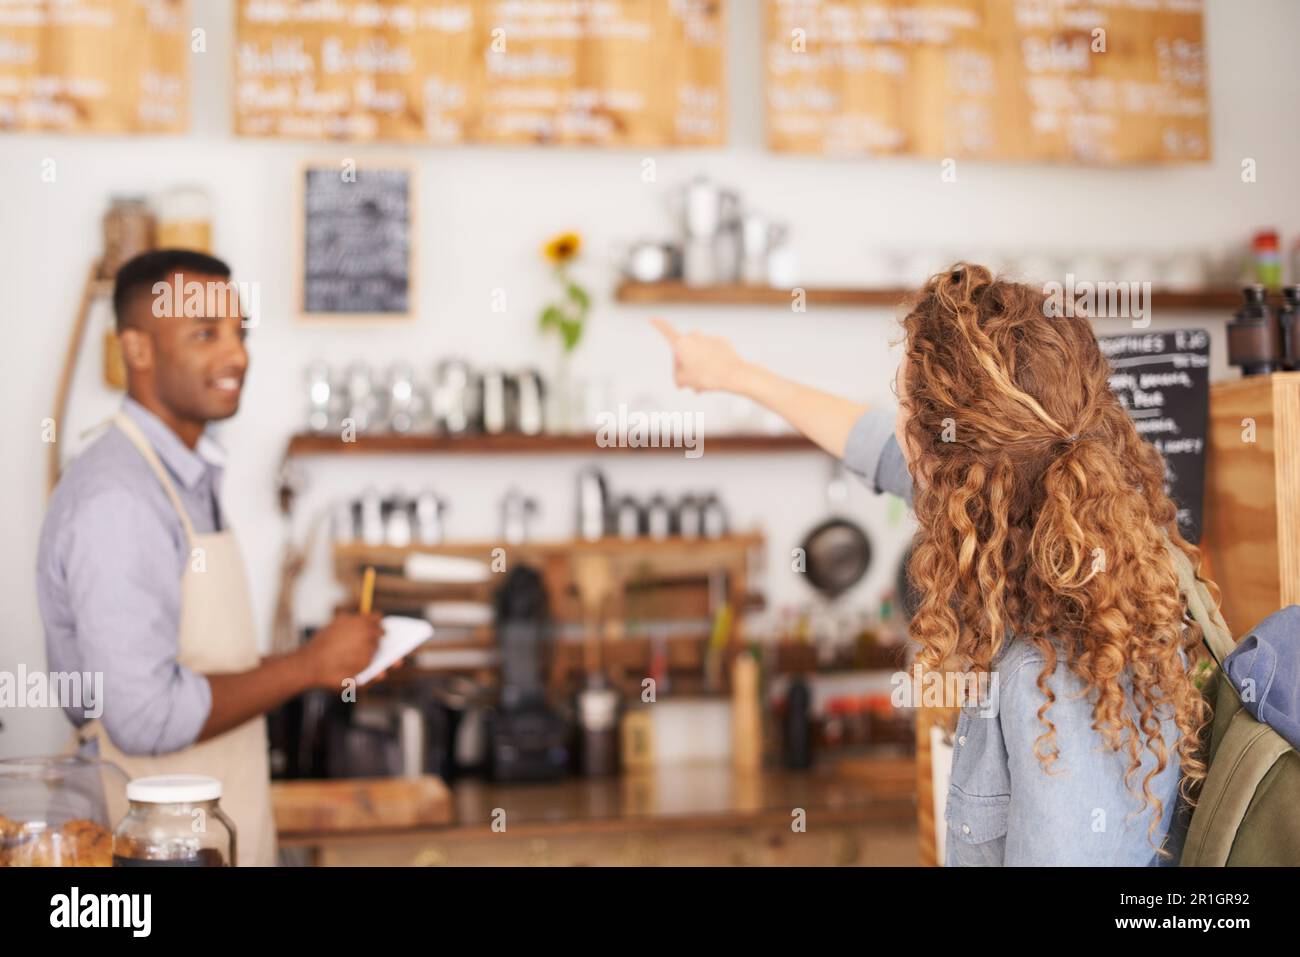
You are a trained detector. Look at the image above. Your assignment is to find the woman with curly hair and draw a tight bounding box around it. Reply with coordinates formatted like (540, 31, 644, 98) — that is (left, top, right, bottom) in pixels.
(653, 264, 1218, 866)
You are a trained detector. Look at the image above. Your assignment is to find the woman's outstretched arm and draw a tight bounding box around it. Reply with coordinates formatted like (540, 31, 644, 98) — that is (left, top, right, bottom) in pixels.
(650, 317, 869, 458)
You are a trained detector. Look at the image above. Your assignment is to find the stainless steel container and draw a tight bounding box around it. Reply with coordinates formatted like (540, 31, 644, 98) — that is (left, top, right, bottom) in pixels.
(515, 369, 546, 436)
(575, 467, 609, 541)
(434, 359, 479, 435)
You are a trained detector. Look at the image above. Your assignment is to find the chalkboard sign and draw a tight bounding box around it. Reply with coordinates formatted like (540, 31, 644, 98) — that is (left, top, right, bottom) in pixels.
(1099, 330, 1210, 543)
(297, 163, 416, 321)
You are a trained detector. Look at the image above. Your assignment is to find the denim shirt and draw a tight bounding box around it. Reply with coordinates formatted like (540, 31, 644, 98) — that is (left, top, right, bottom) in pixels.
(843, 409, 1184, 866)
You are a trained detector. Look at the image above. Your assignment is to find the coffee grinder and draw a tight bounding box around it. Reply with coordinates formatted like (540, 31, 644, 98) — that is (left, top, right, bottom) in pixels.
(486, 564, 570, 782)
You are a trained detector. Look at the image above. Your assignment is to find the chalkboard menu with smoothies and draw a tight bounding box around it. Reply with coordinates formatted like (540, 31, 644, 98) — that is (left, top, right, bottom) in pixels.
(764, 0, 1209, 164)
(0, 0, 187, 133)
(234, 0, 726, 147)
(1100, 330, 1210, 543)
(297, 163, 415, 321)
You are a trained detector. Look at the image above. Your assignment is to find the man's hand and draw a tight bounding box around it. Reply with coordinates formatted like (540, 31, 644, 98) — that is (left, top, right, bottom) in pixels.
(651, 317, 747, 394)
(299, 612, 384, 689)
(199, 612, 388, 742)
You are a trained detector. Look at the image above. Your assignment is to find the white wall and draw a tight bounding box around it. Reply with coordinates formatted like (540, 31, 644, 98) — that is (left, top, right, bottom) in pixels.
(4, 0, 1299, 757)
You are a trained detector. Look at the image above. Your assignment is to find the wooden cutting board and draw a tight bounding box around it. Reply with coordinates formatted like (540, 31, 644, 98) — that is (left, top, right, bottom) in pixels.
(271, 776, 453, 835)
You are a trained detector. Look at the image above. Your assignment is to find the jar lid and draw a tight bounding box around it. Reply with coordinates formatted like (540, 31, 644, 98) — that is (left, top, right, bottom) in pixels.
(127, 774, 221, 804)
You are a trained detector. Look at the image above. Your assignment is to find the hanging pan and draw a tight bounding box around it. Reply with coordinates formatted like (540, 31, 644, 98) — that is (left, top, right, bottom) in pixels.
(799, 460, 872, 599)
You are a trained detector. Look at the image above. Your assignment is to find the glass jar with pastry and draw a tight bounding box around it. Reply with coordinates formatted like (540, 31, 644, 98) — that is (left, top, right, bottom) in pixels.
(0, 756, 125, 866)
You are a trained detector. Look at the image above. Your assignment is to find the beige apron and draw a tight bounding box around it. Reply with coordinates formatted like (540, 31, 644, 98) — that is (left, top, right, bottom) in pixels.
(70, 412, 277, 867)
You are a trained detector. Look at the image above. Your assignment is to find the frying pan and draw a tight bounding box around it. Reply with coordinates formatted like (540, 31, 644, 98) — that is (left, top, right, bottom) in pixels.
(799, 462, 872, 599)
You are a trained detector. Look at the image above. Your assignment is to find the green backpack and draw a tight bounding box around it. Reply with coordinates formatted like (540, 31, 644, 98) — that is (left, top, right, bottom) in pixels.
(1171, 544, 1300, 866)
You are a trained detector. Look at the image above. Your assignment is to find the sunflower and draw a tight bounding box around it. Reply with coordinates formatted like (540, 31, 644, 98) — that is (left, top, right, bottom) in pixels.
(543, 232, 582, 264)
(538, 231, 590, 355)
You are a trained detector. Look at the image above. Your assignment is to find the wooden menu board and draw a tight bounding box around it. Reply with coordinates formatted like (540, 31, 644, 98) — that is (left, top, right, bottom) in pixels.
(296, 161, 416, 321)
(235, 0, 726, 146)
(0, 0, 187, 133)
(764, 0, 1209, 164)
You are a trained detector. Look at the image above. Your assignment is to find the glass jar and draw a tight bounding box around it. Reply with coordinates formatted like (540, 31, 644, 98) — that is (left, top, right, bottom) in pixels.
(156, 185, 212, 253)
(100, 195, 157, 389)
(112, 775, 234, 867)
(100, 195, 156, 279)
(0, 756, 127, 866)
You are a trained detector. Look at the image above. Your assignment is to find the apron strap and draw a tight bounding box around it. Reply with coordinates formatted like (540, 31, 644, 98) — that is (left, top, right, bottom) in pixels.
(111, 411, 198, 544)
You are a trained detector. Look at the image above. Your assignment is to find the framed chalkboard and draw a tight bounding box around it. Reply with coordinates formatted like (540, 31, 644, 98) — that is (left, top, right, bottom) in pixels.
(1099, 329, 1210, 544)
(296, 160, 416, 322)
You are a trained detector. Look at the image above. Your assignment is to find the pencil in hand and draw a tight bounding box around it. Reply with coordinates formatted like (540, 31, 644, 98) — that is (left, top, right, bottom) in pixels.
(359, 566, 376, 614)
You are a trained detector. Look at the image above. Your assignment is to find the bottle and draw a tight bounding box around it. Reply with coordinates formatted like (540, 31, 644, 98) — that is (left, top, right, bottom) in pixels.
(1227, 284, 1283, 376)
(731, 651, 763, 770)
(823, 699, 845, 748)
(577, 686, 620, 778)
(112, 775, 233, 866)
(1280, 286, 1300, 371)
(620, 706, 654, 772)
(854, 611, 878, 669)
(783, 676, 813, 769)
(1253, 230, 1282, 292)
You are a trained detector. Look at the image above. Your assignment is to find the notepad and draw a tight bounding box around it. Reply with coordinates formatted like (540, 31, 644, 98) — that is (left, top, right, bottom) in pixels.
(355, 616, 434, 686)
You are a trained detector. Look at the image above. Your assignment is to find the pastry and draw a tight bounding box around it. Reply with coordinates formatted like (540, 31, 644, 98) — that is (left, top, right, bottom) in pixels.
(0, 816, 113, 866)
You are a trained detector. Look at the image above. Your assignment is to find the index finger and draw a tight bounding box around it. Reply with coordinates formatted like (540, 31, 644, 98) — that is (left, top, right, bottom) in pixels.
(650, 316, 681, 345)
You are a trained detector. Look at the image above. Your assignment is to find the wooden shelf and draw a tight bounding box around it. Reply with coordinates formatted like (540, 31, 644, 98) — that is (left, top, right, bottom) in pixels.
(1146, 289, 1250, 310)
(333, 533, 765, 569)
(617, 281, 908, 307)
(615, 280, 1247, 312)
(334, 534, 765, 693)
(287, 431, 817, 456)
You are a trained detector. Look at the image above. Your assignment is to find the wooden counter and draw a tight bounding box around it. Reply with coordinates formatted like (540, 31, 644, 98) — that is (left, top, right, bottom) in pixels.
(1203, 372, 1300, 637)
(272, 776, 453, 836)
(274, 759, 918, 866)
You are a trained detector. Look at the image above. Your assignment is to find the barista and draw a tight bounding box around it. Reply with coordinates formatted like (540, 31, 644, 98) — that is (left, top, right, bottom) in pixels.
(36, 249, 384, 866)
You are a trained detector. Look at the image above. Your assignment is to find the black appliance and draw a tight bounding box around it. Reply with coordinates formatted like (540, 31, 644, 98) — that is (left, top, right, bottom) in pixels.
(486, 565, 570, 782)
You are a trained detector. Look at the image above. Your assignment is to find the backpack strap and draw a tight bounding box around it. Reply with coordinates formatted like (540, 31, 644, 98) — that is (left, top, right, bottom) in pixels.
(1180, 711, 1293, 865)
(1164, 538, 1236, 665)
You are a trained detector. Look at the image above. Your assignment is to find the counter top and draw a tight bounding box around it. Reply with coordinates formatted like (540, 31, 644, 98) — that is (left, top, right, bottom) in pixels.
(274, 757, 915, 847)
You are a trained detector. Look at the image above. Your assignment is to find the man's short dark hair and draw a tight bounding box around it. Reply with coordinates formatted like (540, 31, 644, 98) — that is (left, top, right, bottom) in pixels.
(113, 249, 231, 332)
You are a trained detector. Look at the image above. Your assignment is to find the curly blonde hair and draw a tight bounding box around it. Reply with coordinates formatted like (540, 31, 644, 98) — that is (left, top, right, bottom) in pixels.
(900, 264, 1216, 850)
